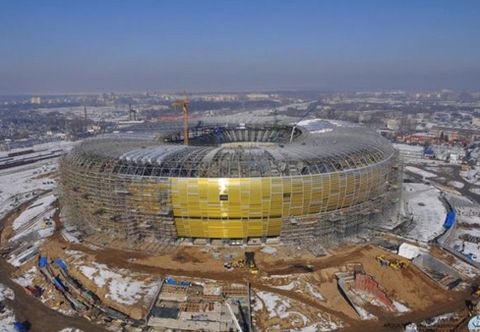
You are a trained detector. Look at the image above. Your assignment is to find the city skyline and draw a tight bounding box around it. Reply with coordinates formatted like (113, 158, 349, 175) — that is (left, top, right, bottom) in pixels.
(1, 0, 479, 94)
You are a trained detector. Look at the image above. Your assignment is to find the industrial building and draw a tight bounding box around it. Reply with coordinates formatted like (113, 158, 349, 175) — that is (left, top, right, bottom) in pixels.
(58, 117, 401, 246)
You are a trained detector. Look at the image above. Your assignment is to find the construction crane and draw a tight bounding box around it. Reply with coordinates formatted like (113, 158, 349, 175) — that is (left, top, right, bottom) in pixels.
(172, 94, 190, 146)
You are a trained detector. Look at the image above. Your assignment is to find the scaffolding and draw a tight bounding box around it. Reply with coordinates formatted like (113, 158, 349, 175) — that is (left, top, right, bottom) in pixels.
(58, 119, 400, 246)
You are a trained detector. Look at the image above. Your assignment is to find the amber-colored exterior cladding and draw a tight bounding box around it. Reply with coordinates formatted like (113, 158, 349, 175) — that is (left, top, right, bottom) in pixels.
(59, 123, 400, 242)
(60, 149, 397, 241)
(169, 157, 393, 238)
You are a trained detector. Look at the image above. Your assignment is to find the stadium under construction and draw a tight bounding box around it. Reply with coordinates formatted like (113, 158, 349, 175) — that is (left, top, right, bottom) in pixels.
(58, 116, 401, 247)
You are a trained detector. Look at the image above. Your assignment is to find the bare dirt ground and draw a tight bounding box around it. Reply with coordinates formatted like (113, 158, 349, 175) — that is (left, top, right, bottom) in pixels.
(40, 233, 476, 332)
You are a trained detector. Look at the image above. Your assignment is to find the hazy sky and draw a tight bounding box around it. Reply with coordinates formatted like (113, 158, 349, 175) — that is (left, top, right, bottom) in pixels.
(1, 1, 479, 94)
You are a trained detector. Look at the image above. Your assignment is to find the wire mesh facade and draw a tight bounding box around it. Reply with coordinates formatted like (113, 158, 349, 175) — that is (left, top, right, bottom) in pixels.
(59, 119, 400, 245)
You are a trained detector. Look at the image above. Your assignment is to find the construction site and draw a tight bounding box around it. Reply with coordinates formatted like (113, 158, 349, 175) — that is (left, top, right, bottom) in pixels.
(5, 227, 479, 332)
(58, 115, 401, 249)
(1, 110, 480, 332)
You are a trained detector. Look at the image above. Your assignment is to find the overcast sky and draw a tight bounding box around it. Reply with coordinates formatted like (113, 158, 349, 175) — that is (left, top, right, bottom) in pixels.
(1, 1, 479, 94)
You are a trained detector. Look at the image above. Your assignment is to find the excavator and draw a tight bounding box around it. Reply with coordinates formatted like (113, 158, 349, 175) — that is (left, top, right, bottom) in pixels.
(388, 259, 410, 270)
(245, 252, 259, 275)
(375, 255, 410, 270)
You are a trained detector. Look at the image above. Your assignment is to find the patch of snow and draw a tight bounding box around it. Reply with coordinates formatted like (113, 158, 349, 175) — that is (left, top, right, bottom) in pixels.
(12, 194, 56, 231)
(355, 305, 376, 320)
(450, 181, 465, 189)
(451, 258, 480, 278)
(405, 166, 437, 178)
(460, 167, 480, 184)
(12, 266, 37, 287)
(37, 227, 55, 238)
(392, 300, 410, 313)
(79, 262, 160, 306)
(7, 242, 41, 267)
(0, 306, 17, 332)
(256, 291, 291, 318)
(255, 290, 341, 330)
(58, 329, 84, 332)
(402, 183, 447, 242)
(457, 215, 480, 225)
(253, 298, 263, 311)
(420, 312, 459, 327)
(302, 319, 343, 332)
(0, 283, 14, 301)
(305, 283, 324, 300)
(61, 229, 81, 243)
(272, 281, 298, 291)
(261, 246, 277, 254)
(79, 266, 102, 286)
(65, 250, 85, 260)
(470, 188, 480, 195)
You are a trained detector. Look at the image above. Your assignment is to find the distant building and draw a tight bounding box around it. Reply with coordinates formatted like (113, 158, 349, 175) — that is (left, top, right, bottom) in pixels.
(30, 97, 41, 104)
(393, 143, 424, 161)
(246, 93, 269, 100)
(386, 119, 401, 131)
(472, 117, 480, 127)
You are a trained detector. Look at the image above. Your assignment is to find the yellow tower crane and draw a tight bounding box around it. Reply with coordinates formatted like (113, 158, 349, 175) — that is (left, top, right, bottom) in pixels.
(172, 94, 189, 146)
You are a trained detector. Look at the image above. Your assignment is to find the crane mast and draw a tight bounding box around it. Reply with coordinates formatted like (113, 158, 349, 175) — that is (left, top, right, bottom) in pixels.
(172, 94, 189, 146)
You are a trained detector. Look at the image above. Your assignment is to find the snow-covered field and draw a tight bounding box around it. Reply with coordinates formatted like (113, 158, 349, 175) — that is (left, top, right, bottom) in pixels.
(0, 166, 54, 220)
(9, 193, 57, 244)
(12, 194, 56, 231)
(0, 140, 76, 220)
(402, 183, 447, 242)
(405, 166, 437, 179)
(67, 250, 160, 307)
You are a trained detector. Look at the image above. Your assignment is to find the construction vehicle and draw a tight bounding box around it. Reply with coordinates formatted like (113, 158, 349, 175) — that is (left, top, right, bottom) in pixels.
(232, 259, 245, 268)
(250, 263, 259, 275)
(245, 252, 259, 275)
(376, 255, 409, 270)
(388, 259, 410, 270)
(376, 255, 390, 267)
(224, 258, 246, 270)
